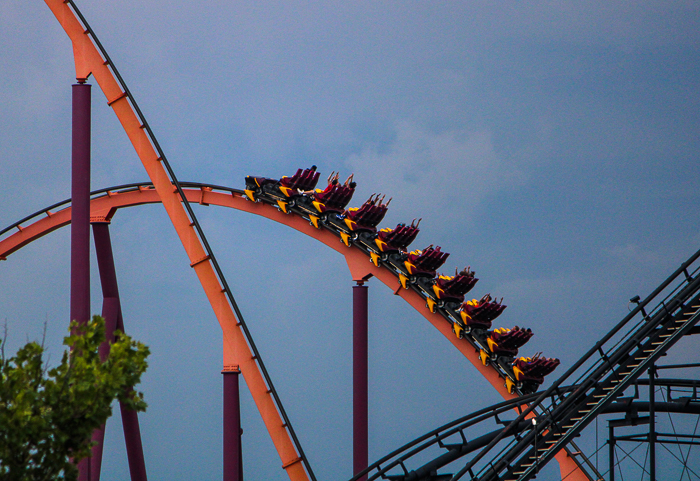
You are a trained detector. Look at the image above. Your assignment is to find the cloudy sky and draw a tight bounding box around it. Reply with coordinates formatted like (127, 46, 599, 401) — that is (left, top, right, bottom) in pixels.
(1, 1, 699, 480)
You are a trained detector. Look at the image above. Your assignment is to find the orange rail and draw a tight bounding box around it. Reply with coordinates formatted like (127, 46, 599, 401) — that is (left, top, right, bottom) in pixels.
(39, 0, 589, 477)
(1, 184, 588, 480)
(0, 185, 514, 392)
(44, 0, 309, 478)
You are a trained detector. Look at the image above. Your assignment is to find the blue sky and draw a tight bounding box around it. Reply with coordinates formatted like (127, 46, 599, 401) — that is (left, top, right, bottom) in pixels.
(1, 2, 699, 480)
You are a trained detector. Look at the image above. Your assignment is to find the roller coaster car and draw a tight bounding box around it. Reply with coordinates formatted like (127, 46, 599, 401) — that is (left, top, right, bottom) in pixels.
(512, 354, 560, 391)
(244, 165, 320, 201)
(486, 326, 533, 357)
(404, 245, 449, 278)
(295, 173, 357, 217)
(375, 220, 421, 254)
(432, 267, 478, 303)
(343, 194, 390, 233)
(313, 184, 356, 213)
(459, 296, 506, 330)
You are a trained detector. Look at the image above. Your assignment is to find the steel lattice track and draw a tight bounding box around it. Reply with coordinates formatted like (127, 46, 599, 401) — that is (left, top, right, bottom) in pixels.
(336, 248, 700, 481)
(348, 378, 700, 481)
(384, 248, 700, 481)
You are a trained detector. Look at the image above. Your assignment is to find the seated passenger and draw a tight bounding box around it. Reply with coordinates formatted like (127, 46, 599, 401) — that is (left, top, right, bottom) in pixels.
(309, 173, 357, 212)
(486, 326, 533, 357)
(279, 165, 320, 191)
(432, 266, 478, 302)
(405, 245, 449, 277)
(376, 219, 421, 253)
(459, 294, 506, 329)
(345, 194, 391, 231)
(512, 353, 560, 385)
(245, 165, 319, 199)
(304, 171, 338, 195)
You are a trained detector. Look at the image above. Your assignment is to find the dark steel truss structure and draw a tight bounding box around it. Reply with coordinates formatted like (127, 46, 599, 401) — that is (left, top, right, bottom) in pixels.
(349, 249, 700, 481)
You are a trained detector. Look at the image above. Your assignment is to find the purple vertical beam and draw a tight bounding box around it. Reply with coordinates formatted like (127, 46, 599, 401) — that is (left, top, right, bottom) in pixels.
(71, 82, 91, 327)
(649, 365, 656, 481)
(93, 223, 148, 481)
(353, 282, 368, 480)
(223, 367, 242, 481)
(72, 82, 91, 481)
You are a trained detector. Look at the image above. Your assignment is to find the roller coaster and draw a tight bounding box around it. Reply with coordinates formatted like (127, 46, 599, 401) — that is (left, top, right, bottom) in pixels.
(1, 2, 698, 480)
(0, 177, 557, 398)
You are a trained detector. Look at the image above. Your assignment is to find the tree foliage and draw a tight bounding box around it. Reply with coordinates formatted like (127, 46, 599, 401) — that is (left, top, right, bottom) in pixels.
(0, 316, 149, 480)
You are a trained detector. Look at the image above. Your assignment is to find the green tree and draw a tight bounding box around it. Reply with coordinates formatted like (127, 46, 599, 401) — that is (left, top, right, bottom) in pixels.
(0, 316, 149, 480)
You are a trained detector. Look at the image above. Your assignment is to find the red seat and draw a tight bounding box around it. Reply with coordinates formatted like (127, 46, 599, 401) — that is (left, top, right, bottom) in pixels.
(246, 165, 319, 193)
(280, 167, 320, 191)
(513, 355, 560, 384)
(346, 194, 390, 230)
(316, 184, 355, 211)
(461, 298, 506, 324)
(487, 326, 533, 356)
(377, 221, 420, 251)
(434, 268, 478, 301)
(406, 245, 449, 276)
(313, 180, 339, 203)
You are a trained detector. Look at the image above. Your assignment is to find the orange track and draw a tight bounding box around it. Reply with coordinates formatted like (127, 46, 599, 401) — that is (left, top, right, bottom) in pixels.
(45, 0, 307, 477)
(1, 185, 586, 479)
(35, 1, 588, 478)
(0, 186, 513, 392)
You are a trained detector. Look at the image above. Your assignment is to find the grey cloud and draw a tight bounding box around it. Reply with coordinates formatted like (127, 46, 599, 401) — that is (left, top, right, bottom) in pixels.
(346, 121, 526, 228)
(1, 2, 699, 479)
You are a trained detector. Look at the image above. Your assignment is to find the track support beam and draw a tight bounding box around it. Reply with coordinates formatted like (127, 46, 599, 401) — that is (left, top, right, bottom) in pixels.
(70, 81, 91, 327)
(353, 281, 369, 480)
(609, 425, 616, 481)
(223, 366, 243, 481)
(84, 296, 119, 481)
(44, 3, 311, 477)
(93, 223, 148, 481)
(649, 365, 656, 481)
(72, 81, 92, 481)
(120, 398, 148, 481)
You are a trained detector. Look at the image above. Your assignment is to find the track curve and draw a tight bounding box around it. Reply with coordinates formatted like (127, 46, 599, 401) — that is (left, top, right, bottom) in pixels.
(349, 378, 700, 481)
(0, 181, 522, 396)
(36, 0, 584, 478)
(0, 181, 587, 479)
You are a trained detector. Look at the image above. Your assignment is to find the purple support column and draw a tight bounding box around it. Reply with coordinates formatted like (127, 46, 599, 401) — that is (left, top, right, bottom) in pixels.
(93, 223, 148, 481)
(353, 282, 368, 480)
(87, 297, 120, 481)
(120, 401, 148, 481)
(72, 82, 92, 481)
(93, 224, 119, 300)
(223, 367, 243, 481)
(71, 82, 91, 327)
